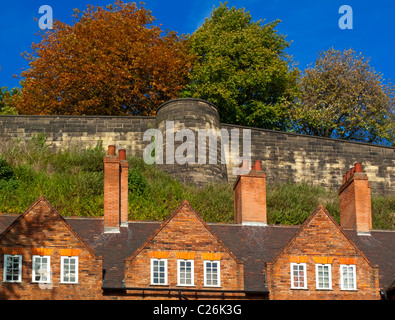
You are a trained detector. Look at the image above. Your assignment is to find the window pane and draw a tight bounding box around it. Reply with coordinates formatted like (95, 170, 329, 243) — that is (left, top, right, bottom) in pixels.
(62, 257, 77, 283)
(341, 265, 355, 290)
(317, 265, 331, 289)
(205, 261, 220, 286)
(152, 259, 167, 285)
(5, 256, 21, 282)
(178, 260, 193, 285)
(291, 264, 306, 288)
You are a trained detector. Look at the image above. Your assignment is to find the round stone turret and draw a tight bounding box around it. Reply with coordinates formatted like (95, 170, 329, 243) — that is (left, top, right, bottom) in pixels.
(156, 98, 228, 186)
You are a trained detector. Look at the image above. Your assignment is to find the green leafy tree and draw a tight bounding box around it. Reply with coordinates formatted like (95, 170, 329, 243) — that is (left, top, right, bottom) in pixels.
(181, 2, 299, 130)
(0, 87, 19, 115)
(291, 48, 395, 144)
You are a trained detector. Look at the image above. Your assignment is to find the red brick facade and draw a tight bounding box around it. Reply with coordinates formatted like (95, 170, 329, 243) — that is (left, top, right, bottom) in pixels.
(0, 151, 393, 300)
(266, 205, 380, 300)
(124, 201, 245, 299)
(0, 197, 103, 300)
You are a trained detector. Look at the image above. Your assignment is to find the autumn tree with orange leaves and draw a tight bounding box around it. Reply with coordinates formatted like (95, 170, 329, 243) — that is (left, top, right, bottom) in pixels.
(16, 1, 193, 115)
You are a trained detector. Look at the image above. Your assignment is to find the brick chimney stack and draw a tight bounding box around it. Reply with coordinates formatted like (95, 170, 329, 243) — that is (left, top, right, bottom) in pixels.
(233, 160, 267, 226)
(103, 145, 129, 233)
(119, 149, 129, 227)
(338, 163, 372, 235)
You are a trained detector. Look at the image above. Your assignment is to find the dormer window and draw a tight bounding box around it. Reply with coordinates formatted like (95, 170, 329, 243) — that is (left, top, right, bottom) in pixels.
(151, 258, 167, 285)
(316, 264, 332, 290)
(177, 260, 194, 286)
(290, 263, 307, 289)
(61, 256, 79, 284)
(204, 260, 221, 287)
(3, 254, 22, 283)
(340, 265, 356, 290)
(32, 255, 51, 283)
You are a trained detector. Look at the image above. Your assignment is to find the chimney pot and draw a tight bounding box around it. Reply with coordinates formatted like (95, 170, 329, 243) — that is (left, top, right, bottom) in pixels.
(119, 149, 126, 161)
(254, 160, 262, 171)
(108, 145, 116, 157)
(355, 163, 362, 173)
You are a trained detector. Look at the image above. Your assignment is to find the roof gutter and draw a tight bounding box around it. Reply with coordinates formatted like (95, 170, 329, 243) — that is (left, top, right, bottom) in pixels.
(102, 286, 268, 297)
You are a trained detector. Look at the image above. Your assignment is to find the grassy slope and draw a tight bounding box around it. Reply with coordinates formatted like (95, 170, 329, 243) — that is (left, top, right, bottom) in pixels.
(0, 134, 394, 229)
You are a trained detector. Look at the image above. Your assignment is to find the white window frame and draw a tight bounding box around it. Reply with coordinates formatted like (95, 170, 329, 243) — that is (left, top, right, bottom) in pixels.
(151, 258, 168, 285)
(315, 263, 332, 290)
(340, 264, 357, 291)
(3, 254, 22, 283)
(177, 259, 194, 286)
(204, 260, 221, 287)
(32, 255, 51, 283)
(290, 263, 307, 289)
(60, 256, 78, 284)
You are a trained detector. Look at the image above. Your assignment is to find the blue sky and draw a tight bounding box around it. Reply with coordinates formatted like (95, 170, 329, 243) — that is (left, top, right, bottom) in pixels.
(0, 0, 394, 89)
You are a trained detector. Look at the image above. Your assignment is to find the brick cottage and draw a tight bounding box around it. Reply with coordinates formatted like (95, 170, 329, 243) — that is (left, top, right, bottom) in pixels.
(0, 146, 394, 300)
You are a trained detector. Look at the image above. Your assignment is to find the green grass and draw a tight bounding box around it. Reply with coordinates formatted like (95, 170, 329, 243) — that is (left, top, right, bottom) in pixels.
(266, 181, 340, 225)
(0, 134, 105, 217)
(126, 156, 234, 222)
(0, 134, 394, 229)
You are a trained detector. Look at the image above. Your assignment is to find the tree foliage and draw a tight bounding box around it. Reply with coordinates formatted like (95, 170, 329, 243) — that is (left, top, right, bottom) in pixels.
(0, 87, 19, 115)
(291, 48, 395, 144)
(16, 1, 193, 116)
(181, 2, 299, 130)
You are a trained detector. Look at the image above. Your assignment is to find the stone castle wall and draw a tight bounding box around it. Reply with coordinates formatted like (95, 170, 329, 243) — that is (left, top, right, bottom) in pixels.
(222, 123, 395, 194)
(0, 98, 394, 194)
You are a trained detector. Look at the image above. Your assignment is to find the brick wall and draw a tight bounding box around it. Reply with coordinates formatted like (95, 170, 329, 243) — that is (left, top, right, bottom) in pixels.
(0, 198, 103, 300)
(266, 205, 380, 300)
(124, 201, 245, 299)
